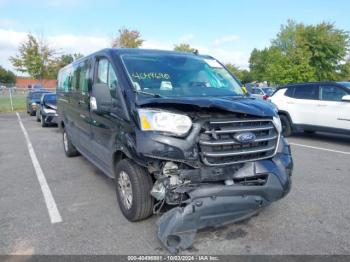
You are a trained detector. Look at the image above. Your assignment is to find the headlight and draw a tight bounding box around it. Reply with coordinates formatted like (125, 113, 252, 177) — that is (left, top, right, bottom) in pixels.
(138, 109, 192, 136)
(273, 116, 282, 133)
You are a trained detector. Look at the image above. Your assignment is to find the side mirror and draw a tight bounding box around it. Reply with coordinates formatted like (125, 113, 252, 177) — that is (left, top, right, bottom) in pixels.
(90, 97, 97, 111)
(342, 95, 350, 102)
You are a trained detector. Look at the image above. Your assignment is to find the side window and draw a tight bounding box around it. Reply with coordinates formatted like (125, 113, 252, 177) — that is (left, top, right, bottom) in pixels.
(72, 65, 80, 91)
(79, 61, 91, 95)
(97, 59, 108, 84)
(58, 69, 71, 93)
(64, 68, 72, 92)
(96, 58, 119, 98)
(320, 85, 348, 101)
(293, 85, 319, 100)
(284, 87, 294, 97)
(108, 65, 118, 91)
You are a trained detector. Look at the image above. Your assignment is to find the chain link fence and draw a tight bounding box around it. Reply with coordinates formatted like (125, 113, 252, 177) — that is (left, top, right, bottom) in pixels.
(0, 83, 30, 112)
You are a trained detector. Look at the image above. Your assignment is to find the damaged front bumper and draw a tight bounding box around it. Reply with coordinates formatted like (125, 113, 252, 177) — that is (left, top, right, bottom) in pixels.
(157, 148, 292, 253)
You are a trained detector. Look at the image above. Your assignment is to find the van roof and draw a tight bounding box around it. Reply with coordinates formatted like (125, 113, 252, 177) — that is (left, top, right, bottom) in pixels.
(60, 48, 212, 71)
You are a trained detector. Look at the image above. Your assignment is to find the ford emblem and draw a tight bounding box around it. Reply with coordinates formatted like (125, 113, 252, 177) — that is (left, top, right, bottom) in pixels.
(234, 132, 256, 143)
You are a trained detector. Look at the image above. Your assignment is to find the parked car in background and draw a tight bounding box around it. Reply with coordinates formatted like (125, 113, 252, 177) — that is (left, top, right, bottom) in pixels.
(270, 81, 350, 136)
(57, 48, 293, 253)
(26, 90, 51, 116)
(28, 84, 44, 90)
(36, 93, 58, 127)
(251, 87, 275, 100)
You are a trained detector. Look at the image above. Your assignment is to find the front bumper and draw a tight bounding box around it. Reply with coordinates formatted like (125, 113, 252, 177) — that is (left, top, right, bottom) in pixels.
(43, 112, 59, 124)
(157, 148, 292, 253)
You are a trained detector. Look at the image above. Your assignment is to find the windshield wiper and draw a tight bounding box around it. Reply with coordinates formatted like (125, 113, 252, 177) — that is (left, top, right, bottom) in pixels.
(134, 90, 163, 98)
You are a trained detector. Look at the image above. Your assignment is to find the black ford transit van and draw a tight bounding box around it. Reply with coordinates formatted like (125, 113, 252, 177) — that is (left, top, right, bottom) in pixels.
(57, 48, 293, 253)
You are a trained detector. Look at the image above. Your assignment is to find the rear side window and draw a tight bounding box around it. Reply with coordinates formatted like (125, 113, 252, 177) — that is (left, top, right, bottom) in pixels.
(79, 61, 91, 94)
(58, 68, 72, 93)
(287, 85, 319, 100)
(320, 85, 348, 101)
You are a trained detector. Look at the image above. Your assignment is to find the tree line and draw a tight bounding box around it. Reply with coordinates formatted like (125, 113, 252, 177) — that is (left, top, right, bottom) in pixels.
(5, 21, 350, 86)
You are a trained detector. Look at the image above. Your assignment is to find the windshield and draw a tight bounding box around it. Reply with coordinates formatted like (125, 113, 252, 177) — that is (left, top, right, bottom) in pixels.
(44, 94, 56, 104)
(32, 92, 48, 99)
(121, 54, 244, 97)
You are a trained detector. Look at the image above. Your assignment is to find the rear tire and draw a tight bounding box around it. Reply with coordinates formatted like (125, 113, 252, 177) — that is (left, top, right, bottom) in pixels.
(62, 128, 79, 157)
(280, 114, 292, 137)
(115, 159, 154, 222)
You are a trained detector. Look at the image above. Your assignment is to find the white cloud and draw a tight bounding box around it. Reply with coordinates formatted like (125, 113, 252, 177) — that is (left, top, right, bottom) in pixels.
(48, 34, 109, 55)
(213, 35, 240, 46)
(0, 29, 110, 73)
(0, 18, 17, 28)
(0, 28, 249, 74)
(141, 39, 173, 50)
(0, 29, 28, 71)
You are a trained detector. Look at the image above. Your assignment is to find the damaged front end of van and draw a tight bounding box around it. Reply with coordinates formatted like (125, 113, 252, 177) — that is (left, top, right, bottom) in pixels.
(133, 98, 293, 253)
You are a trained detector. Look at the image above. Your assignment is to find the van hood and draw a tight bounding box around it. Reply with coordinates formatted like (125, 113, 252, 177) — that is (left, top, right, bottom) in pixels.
(136, 96, 277, 117)
(45, 103, 57, 110)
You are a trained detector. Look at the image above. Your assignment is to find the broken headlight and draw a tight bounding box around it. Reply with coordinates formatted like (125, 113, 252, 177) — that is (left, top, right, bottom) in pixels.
(273, 116, 282, 134)
(138, 109, 192, 136)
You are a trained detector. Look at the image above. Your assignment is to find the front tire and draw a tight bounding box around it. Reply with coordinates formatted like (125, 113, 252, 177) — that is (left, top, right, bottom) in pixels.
(41, 114, 48, 127)
(36, 111, 41, 122)
(280, 114, 292, 137)
(62, 128, 79, 157)
(115, 159, 154, 222)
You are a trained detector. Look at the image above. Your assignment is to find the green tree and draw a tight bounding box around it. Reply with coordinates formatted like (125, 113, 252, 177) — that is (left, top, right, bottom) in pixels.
(339, 58, 350, 80)
(47, 53, 84, 79)
(112, 27, 144, 48)
(225, 64, 253, 84)
(249, 20, 350, 85)
(0, 66, 16, 84)
(10, 33, 55, 80)
(174, 43, 196, 53)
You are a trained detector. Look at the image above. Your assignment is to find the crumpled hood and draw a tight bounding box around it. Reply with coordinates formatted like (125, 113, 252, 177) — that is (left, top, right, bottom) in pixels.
(137, 96, 277, 117)
(45, 103, 57, 110)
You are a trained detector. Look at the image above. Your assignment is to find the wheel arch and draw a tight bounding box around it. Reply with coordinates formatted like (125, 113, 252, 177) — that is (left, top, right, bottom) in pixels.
(278, 110, 296, 131)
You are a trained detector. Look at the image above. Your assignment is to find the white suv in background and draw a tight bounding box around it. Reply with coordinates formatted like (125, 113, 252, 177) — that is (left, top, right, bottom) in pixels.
(270, 82, 350, 136)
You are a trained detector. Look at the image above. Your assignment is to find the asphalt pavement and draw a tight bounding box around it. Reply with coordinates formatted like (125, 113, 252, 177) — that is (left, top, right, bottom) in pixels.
(0, 112, 349, 255)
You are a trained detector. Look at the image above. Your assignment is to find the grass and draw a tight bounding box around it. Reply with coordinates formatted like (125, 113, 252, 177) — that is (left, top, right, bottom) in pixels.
(0, 95, 27, 113)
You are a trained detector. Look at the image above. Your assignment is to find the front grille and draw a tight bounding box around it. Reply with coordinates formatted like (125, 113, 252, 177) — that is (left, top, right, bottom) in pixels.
(199, 118, 279, 166)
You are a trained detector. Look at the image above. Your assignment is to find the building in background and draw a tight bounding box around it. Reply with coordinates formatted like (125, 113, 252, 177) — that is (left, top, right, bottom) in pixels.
(15, 77, 56, 89)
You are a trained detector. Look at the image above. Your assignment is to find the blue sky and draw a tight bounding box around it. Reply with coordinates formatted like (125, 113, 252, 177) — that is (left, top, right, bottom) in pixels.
(1, 0, 349, 72)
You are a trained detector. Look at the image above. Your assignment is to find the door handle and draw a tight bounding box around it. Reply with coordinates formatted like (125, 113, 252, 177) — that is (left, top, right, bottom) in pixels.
(317, 104, 327, 107)
(78, 100, 86, 105)
(286, 101, 294, 104)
